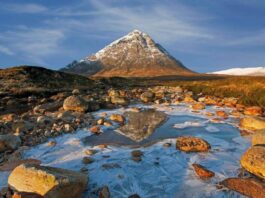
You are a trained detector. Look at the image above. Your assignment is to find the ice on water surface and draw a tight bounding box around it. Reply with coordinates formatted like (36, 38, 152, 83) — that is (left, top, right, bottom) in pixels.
(0, 104, 250, 198)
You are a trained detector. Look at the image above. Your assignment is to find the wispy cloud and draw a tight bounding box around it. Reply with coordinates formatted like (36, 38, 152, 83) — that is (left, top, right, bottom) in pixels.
(0, 44, 14, 55)
(0, 27, 65, 65)
(4, 3, 48, 14)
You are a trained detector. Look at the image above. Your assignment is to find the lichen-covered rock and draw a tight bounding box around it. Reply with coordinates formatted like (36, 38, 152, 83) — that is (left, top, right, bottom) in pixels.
(0, 134, 21, 153)
(240, 116, 265, 131)
(8, 164, 88, 198)
(176, 136, 211, 152)
(63, 95, 88, 112)
(240, 146, 265, 179)
(252, 130, 265, 146)
(221, 178, 265, 198)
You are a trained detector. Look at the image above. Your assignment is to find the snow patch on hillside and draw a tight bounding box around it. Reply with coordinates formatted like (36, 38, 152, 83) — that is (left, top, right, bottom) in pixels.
(209, 67, 265, 76)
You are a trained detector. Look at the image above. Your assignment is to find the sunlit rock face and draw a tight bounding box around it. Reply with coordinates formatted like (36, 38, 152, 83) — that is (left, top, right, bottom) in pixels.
(118, 109, 167, 142)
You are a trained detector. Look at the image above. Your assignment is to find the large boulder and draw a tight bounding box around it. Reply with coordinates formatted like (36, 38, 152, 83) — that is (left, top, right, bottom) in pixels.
(240, 116, 265, 131)
(0, 134, 21, 153)
(176, 136, 211, 152)
(8, 164, 88, 198)
(240, 146, 265, 179)
(63, 96, 88, 112)
(252, 130, 265, 146)
(221, 178, 265, 198)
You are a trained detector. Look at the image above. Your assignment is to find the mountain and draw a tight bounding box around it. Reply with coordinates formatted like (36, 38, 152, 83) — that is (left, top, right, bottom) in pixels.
(0, 66, 94, 94)
(209, 67, 265, 76)
(61, 30, 194, 77)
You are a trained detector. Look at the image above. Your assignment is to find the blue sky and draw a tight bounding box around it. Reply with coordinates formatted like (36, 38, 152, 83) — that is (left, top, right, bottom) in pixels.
(0, 0, 265, 72)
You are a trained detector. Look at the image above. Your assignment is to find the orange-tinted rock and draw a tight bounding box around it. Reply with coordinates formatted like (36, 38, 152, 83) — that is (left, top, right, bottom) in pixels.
(240, 116, 265, 131)
(90, 125, 101, 134)
(221, 178, 265, 198)
(244, 106, 263, 116)
(176, 136, 211, 152)
(192, 163, 215, 179)
(191, 103, 205, 110)
(109, 114, 125, 123)
(216, 111, 228, 118)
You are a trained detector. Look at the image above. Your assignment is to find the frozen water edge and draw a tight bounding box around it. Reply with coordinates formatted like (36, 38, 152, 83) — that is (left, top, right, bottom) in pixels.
(0, 103, 250, 197)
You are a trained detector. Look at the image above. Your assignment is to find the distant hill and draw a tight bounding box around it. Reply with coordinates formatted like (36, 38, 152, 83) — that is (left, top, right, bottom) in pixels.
(209, 66, 265, 76)
(0, 66, 93, 94)
(61, 30, 195, 77)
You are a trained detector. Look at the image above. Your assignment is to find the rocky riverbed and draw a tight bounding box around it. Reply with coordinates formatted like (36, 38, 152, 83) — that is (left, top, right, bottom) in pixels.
(0, 86, 265, 198)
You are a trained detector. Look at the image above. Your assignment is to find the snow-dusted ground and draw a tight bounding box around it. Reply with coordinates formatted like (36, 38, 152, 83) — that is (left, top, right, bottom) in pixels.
(0, 103, 250, 197)
(209, 66, 265, 76)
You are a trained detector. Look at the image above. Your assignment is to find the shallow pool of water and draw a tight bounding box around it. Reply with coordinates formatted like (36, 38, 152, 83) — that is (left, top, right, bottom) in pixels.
(0, 103, 251, 197)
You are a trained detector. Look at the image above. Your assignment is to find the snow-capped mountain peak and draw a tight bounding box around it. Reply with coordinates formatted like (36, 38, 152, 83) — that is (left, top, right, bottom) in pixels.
(62, 29, 194, 77)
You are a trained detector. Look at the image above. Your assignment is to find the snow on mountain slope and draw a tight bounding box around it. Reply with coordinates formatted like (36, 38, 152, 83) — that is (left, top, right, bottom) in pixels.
(61, 30, 194, 77)
(210, 67, 265, 76)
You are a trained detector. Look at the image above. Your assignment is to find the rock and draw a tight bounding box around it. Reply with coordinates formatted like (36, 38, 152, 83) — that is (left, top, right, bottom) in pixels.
(191, 103, 205, 110)
(63, 95, 88, 112)
(131, 150, 143, 162)
(33, 101, 63, 114)
(221, 178, 265, 198)
(82, 157, 94, 164)
(140, 91, 155, 103)
(183, 96, 195, 103)
(128, 194, 141, 198)
(240, 146, 265, 179)
(244, 106, 263, 116)
(84, 149, 97, 156)
(192, 163, 215, 179)
(99, 186, 110, 198)
(111, 96, 128, 105)
(131, 150, 143, 157)
(72, 89, 80, 95)
(47, 140, 56, 147)
(101, 163, 121, 170)
(36, 116, 52, 125)
(240, 116, 265, 131)
(0, 159, 41, 171)
(57, 111, 75, 122)
(8, 164, 88, 198)
(12, 191, 44, 198)
(97, 118, 105, 125)
(0, 113, 17, 122)
(64, 124, 74, 133)
(103, 122, 112, 127)
(12, 121, 34, 134)
(252, 130, 265, 146)
(216, 111, 228, 118)
(163, 143, 171, 148)
(109, 114, 125, 123)
(176, 136, 211, 152)
(119, 109, 167, 142)
(0, 134, 21, 153)
(89, 125, 101, 134)
(98, 144, 107, 149)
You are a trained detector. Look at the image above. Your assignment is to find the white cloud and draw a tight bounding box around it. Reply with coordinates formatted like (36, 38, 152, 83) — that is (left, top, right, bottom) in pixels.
(4, 3, 47, 14)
